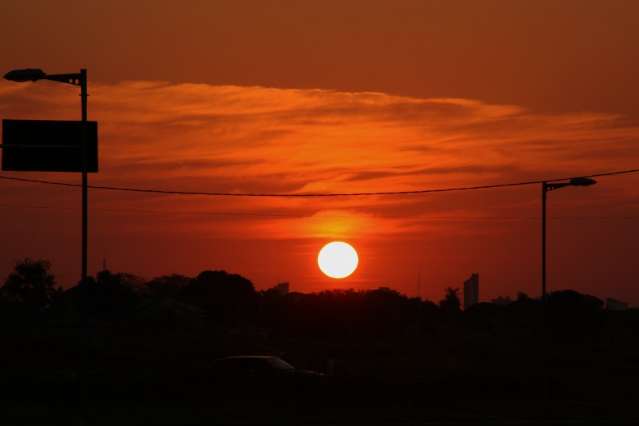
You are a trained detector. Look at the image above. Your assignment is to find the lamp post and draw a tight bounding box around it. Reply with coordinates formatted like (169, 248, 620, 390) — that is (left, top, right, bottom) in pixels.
(541, 177, 596, 300)
(4, 68, 90, 284)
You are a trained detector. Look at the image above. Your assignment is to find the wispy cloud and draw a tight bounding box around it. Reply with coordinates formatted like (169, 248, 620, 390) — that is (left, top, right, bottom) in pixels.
(1, 80, 638, 241)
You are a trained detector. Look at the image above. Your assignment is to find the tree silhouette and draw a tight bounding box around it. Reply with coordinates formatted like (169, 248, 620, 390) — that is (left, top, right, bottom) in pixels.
(1, 258, 58, 310)
(57, 269, 145, 321)
(439, 287, 461, 313)
(180, 270, 256, 323)
(146, 274, 191, 299)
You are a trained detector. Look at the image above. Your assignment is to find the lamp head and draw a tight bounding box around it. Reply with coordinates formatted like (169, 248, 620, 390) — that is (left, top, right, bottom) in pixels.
(569, 177, 597, 186)
(4, 68, 46, 82)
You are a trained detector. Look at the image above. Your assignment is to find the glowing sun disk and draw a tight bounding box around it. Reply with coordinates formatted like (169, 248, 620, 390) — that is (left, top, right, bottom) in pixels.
(317, 241, 359, 279)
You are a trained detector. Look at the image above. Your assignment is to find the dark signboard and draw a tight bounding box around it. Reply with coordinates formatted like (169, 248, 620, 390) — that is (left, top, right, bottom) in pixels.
(2, 119, 98, 172)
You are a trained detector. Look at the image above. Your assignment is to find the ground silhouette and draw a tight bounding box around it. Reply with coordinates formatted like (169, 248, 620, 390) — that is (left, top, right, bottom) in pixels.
(0, 258, 637, 425)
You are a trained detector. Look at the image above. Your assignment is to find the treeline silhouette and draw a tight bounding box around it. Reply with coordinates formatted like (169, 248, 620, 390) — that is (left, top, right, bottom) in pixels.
(1, 258, 638, 423)
(1, 258, 631, 338)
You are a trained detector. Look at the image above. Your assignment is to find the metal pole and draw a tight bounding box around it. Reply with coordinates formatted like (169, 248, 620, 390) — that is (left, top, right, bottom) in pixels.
(541, 182, 547, 300)
(80, 69, 88, 284)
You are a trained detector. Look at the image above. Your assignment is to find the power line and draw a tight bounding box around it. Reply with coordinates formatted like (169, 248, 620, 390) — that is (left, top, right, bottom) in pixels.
(0, 203, 298, 217)
(0, 201, 636, 221)
(0, 168, 638, 197)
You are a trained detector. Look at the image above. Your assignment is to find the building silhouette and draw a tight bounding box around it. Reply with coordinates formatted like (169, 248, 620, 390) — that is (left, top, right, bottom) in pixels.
(464, 273, 479, 310)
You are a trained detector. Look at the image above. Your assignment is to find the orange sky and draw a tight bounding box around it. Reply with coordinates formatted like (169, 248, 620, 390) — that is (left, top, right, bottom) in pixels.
(1, 0, 638, 303)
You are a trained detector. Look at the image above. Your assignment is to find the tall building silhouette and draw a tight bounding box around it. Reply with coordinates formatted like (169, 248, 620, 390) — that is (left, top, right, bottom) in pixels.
(464, 273, 479, 310)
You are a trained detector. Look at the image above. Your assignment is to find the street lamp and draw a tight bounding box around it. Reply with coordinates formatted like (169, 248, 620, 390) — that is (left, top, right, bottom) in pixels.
(4, 68, 90, 284)
(541, 177, 596, 299)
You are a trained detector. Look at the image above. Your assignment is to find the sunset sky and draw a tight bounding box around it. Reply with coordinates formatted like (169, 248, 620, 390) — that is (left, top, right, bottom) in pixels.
(1, 0, 638, 303)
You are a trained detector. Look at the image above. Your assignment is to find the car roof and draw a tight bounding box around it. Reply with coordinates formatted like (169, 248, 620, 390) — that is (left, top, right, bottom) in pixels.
(217, 355, 279, 360)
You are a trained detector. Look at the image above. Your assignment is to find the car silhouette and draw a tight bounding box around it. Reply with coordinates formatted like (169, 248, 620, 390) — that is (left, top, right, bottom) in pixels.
(210, 355, 324, 393)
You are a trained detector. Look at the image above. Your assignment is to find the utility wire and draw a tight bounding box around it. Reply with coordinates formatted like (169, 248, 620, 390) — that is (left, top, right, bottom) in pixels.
(0, 201, 636, 221)
(0, 168, 638, 197)
(0, 203, 298, 217)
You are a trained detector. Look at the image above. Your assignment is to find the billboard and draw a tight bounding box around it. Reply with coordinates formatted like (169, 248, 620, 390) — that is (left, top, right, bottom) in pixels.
(2, 119, 98, 172)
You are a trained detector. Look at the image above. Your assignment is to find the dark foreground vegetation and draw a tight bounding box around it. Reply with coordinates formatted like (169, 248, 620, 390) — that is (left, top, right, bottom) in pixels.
(0, 258, 638, 425)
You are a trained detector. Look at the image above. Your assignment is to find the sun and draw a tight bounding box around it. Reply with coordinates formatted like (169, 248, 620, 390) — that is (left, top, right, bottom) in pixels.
(317, 241, 359, 279)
